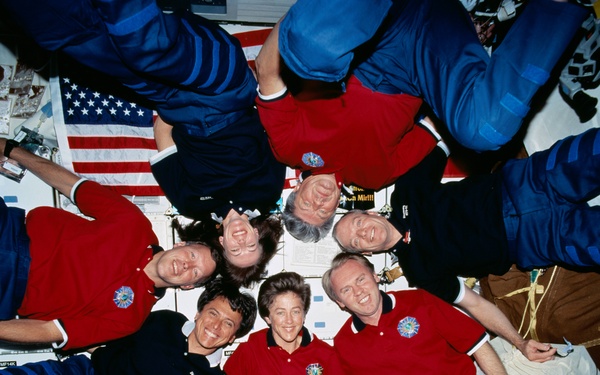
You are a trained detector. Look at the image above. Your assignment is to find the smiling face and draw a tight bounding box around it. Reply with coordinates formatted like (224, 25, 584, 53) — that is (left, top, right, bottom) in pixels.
(188, 296, 242, 355)
(154, 243, 216, 289)
(219, 210, 261, 268)
(330, 259, 382, 326)
(293, 174, 341, 226)
(334, 211, 400, 253)
(264, 291, 305, 354)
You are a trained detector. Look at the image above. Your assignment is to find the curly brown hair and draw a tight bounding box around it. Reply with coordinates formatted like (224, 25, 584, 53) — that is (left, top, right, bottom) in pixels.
(220, 214, 284, 288)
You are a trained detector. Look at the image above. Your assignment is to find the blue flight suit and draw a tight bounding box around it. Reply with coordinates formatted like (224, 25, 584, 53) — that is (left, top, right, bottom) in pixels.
(502, 127, 600, 269)
(279, 0, 588, 151)
(0, 0, 286, 218)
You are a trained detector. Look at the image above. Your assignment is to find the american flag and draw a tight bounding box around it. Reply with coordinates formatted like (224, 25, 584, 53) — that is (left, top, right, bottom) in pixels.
(51, 74, 162, 196)
(51, 27, 273, 197)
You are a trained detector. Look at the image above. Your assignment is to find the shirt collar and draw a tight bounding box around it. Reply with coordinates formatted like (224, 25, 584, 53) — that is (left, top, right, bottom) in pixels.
(182, 320, 195, 337)
(181, 320, 223, 368)
(300, 170, 309, 182)
(211, 207, 261, 224)
(266, 326, 312, 348)
(205, 348, 223, 368)
(351, 291, 395, 333)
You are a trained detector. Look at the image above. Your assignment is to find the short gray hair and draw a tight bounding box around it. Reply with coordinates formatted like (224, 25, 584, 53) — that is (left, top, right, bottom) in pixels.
(322, 253, 375, 302)
(282, 190, 335, 242)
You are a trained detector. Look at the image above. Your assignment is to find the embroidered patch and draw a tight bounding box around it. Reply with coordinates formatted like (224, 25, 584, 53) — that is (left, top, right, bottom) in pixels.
(306, 363, 323, 375)
(397, 316, 420, 338)
(302, 152, 325, 168)
(113, 286, 135, 309)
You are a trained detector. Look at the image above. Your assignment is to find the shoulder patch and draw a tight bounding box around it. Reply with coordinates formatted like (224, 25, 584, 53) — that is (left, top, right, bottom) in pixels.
(302, 152, 325, 168)
(397, 316, 420, 338)
(113, 286, 135, 309)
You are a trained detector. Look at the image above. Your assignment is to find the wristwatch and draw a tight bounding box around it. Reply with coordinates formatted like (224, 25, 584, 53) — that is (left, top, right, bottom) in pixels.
(3, 139, 19, 158)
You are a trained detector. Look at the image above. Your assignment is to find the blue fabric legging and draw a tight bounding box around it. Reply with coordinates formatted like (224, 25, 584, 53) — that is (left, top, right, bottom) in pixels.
(0, 355, 94, 375)
(502, 127, 600, 270)
(0, 198, 30, 320)
(279, 0, 588, 151)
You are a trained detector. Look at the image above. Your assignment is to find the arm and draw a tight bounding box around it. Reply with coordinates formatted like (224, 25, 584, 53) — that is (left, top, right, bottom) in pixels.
(458, 288, 556, 362)
(0, 138, 80, 198)
(0, 319, 62, 345)
(153, 115, 175, 152)
(472, 342, 508, 375)
(255, 21, 286, 96)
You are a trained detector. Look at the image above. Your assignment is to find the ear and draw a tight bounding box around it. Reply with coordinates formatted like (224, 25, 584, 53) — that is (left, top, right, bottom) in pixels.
(361, 251, 373, 256)
(218, 236, 224, 246)
(194, 311, 200, 321)
(173, 241, 186, 248)
(253, 227, 259, 237)
(264, 316, 272, 326)
(373, 273, 380, 283)
(293, 180, 302, 192)
(180, 284, 195, 290)
(335, 300, 346, 310)
(366, 211, 379, 216)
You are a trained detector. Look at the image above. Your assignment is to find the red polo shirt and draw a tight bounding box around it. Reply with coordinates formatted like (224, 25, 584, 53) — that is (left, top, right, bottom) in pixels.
(21, 180, 160, 350)
(257, 75, 437, 190)
(334, 290, 488, 374)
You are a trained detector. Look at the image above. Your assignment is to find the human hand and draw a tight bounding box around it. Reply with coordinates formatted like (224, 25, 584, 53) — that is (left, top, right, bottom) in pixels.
(517, 339, 557, 362)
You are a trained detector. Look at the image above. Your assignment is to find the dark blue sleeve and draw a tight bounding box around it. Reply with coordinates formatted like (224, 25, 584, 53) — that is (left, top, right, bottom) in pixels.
(150, 151, 186, 207)
(150, 150, 228, 218)
(393, 145, 447, 195)
(415, 277, 463, 305)
(91, 311, 189, 375)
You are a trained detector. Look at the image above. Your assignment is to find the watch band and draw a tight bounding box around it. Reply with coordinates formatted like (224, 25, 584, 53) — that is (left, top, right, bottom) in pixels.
(3, 139, 19, 158)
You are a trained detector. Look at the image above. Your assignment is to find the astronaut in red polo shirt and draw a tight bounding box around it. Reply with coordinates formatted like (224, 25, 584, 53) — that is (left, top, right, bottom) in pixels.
(0, 138, 218, 350)
(322, 253, 507, 375)
(224, 272, 343, 374)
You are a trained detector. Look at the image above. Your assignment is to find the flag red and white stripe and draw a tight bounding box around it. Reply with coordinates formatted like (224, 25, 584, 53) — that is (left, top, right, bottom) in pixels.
(50, 75, 163, 196)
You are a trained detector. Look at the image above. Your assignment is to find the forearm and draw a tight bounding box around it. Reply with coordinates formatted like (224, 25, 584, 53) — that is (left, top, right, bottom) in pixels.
(153, 115, 176, 152)
(467, 298, 522, 347)
(473, 342, 507, 375)
(255, 21, 286, 96)
(458, 288, 555, 362)
(1, 138, 79, 197)
(0, 319, 63, 345)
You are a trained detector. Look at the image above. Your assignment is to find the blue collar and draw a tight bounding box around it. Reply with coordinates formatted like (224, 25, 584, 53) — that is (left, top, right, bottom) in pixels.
(351, 291, 393, 332)
(266, 326, 311, 347)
